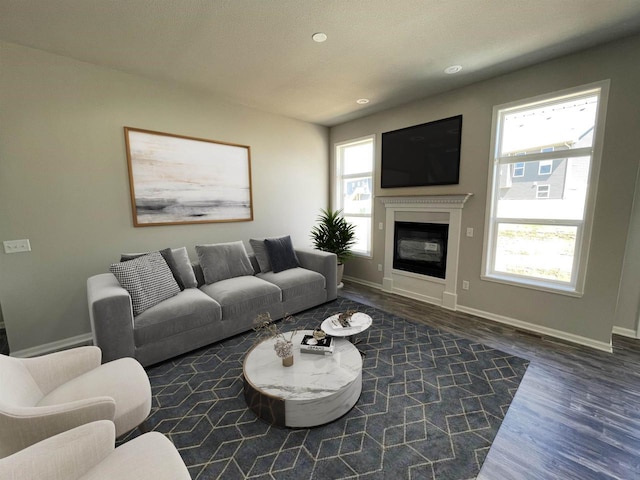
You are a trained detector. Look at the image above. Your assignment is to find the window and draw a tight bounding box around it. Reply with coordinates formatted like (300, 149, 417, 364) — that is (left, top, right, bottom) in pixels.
(513, 162, 525, 177)
(335, 136, 374, 257)
(482, 81, 609, 295)
(536, 184, 550, 198)
(538, 160, 553, 175)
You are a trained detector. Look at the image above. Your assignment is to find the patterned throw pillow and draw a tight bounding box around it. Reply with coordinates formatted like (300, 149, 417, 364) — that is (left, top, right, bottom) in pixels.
(110, 252, 180, 316)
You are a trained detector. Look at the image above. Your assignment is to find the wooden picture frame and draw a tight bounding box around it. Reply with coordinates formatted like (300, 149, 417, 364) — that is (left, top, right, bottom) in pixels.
(123, 127, 253, 227)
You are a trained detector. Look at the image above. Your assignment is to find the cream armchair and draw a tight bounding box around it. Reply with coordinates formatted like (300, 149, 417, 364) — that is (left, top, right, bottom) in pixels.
(0, 420, 190, 480)
(0, 346, 151, 458)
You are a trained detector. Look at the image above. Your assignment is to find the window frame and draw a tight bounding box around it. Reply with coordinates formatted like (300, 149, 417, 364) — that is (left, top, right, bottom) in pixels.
(535, 184, 550, 198)
(513, 162, 525, 177)
(481, 80, 610, 297)
(333, 135, 375, 258)
(538, 160, 553, 175)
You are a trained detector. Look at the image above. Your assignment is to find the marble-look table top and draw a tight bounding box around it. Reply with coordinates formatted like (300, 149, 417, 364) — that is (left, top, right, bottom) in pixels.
(243, 330, 362, 401)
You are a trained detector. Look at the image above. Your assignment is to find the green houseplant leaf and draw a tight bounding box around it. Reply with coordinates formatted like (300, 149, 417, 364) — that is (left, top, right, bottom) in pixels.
(310, 209, 357, 264)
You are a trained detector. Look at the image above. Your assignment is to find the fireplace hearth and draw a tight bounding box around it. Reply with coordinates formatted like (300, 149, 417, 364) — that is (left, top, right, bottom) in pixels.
(393, 222, 448, 278)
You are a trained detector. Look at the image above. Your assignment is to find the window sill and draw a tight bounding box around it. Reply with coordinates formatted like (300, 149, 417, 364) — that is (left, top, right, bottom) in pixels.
(481, 273, 584, 298)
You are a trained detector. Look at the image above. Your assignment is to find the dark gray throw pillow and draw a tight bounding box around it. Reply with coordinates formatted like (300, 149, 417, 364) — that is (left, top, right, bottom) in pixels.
(110, 252, 180, 316)
(196, 241, 254, 284)
(264, 235, 300, 273)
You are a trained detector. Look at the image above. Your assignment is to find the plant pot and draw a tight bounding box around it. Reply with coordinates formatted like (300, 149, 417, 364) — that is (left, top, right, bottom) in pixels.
(337, 263, 344, 288)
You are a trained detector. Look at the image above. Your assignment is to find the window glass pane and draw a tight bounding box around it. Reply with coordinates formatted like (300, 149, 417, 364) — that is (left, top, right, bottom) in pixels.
(343, 141, 373, 175)
(500, 95, 598, 156)
(345, 216, 371, 255)
(538, 160, 552, 175)
(494, 224, 577, 283)
(342, 177, 372, 215)
(496, 156, 590, 221)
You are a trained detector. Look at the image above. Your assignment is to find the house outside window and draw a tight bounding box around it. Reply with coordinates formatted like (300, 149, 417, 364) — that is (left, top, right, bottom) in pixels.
(536, 184, 550, 198)
(482, 81, 609, 295)
(513, 162, 525, 177)
(334, 136, 374, 257)
(538, 160, 553, 175)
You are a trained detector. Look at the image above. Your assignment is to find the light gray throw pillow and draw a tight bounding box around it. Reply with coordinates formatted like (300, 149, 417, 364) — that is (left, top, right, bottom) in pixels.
(249, 238, 271, 273)
(109, 252, 180, 316)
(171, 247, 198, 288)
(196, 241, 254, 284)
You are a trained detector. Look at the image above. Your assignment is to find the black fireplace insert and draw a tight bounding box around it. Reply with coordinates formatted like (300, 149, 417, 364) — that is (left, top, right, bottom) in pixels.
(393, 221, 448, 278)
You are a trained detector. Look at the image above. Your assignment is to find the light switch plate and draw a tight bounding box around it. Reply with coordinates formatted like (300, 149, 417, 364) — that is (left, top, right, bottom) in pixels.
(4, 239, 31, 253)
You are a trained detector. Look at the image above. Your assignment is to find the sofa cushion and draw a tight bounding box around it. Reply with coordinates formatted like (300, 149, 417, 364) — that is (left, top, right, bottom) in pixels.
(249, 238, 271, 273)
(132, 289, 222, 346)
(200, 276, 281, 319)
(257, 268, 325, 301)
(264, 235, 300, 273)
(109, 252, 180, 316)
(196, 241, 254, 284)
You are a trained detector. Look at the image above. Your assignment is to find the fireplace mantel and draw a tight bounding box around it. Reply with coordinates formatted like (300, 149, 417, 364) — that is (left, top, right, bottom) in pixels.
(381, 193, 473, 310)
(380, 194, 473, 208)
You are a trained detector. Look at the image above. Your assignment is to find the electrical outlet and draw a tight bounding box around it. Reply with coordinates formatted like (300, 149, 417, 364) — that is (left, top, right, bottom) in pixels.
(379, 222, 384, 230)
(466, 227, 474, 237)
(378, 264, 383, 271)
(462, 280, 470, 290)
(3, 239, 31, 254)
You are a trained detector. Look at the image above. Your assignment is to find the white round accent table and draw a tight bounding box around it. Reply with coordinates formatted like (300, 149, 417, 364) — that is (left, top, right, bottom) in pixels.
(243, 330, 362, 428)
(321, 312, 373, 342)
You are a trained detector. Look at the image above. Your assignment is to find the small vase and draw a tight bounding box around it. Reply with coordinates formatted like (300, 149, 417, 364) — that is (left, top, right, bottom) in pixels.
(282, 355, 294, 367)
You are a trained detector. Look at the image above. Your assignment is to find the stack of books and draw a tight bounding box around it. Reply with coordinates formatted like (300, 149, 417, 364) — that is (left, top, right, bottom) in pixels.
(300, 335, 334, 355)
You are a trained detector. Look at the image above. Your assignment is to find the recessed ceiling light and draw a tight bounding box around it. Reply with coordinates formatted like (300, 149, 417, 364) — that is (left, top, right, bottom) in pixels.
(444, 65, 463, 74)
(356, 98, 370, 104)
(312, 32, 327, 43)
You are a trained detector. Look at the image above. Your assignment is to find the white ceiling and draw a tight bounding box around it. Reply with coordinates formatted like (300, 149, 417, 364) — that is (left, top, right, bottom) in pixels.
(2, 0, 640, 126)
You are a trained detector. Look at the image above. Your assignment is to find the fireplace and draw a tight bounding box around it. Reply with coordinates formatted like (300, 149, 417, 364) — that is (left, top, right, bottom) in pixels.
(381, 194, 472, 310)
(393, 222, 448, 278)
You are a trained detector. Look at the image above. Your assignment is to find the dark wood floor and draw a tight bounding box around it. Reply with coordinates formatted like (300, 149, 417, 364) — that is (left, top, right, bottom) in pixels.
(340, 281, 640, 480)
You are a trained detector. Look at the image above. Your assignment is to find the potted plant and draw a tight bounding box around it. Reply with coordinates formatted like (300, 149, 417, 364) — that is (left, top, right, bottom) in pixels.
(310, 208, 356, 287)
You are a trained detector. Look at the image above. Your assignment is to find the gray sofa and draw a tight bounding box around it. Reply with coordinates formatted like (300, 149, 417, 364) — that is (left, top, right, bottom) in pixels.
(87, 248, 337, 366)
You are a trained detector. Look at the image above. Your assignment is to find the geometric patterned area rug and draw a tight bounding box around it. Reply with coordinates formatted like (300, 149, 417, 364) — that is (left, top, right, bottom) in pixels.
(121, 297, 529, 479)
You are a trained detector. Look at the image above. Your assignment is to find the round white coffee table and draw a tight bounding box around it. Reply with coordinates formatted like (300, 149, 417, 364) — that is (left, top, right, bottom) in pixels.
(243, 330, 362, 428)
(321, 312, 372, 341)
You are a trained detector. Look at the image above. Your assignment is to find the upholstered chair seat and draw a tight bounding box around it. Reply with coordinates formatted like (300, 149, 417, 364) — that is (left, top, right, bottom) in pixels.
(0, 346, 151, 458)
(0, 420, 190, 480)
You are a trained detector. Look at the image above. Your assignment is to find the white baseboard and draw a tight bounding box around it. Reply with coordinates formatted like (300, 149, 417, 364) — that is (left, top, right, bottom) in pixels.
(11, 333, 94, 358)
(612, 326, 638, 339)
(341, 277, 614, 353)
(342, 276, 384, 291)
(457, 305, 613, 353)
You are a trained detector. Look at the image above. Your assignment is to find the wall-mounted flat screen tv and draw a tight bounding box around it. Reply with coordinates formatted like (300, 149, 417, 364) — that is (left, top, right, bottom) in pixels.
(381, 114, 462, 188)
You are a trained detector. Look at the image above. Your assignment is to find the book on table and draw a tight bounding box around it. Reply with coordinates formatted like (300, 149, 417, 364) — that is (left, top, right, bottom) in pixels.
(300, 335, 333, 355)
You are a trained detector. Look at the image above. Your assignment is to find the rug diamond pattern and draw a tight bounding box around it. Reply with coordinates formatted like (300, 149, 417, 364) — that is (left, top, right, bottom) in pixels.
(120, 298, 528, 479)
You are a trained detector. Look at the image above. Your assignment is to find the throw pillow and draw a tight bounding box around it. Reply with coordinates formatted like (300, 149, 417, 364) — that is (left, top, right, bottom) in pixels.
(170, 247, 198, 289)
(109, 252, 180, 316)
(264, 235, 300, 273)
(249, 238, 271, 273)
(196, 241, 254, 284)
(121, 248, 186, 290)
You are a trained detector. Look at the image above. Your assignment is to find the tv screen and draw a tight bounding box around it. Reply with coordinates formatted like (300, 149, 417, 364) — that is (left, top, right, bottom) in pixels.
(381, 114, 462, 188)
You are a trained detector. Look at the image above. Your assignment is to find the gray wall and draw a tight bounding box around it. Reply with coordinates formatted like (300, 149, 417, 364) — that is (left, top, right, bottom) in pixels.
(0, 41, 329, 353)
(331, 34, 640, 345)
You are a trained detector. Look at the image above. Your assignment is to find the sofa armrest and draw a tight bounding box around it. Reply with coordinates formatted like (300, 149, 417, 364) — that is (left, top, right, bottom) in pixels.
(87, 274, 136, 363)
(0, 399, 116, 458)
(0, 421, 115, 480)
(295, 248, 337, 301)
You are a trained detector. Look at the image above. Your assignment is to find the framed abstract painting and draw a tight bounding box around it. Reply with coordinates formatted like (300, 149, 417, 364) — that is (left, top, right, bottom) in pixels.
(124, 127, 253, 226)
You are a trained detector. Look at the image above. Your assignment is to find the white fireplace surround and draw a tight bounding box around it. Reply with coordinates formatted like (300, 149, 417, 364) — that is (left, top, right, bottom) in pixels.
(381, 194, 472, 310)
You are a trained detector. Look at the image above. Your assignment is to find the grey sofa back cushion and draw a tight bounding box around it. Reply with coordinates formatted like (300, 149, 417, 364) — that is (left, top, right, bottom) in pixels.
(196, 241, 254, 284)
(249, 238, 271, 273)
